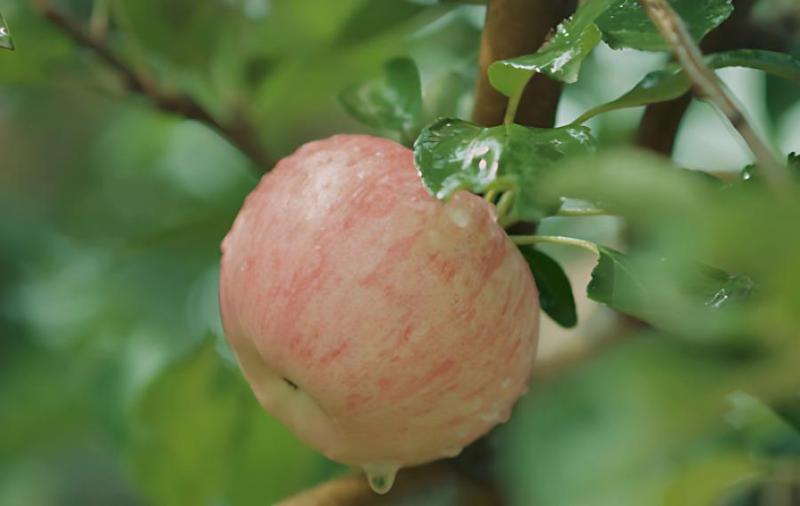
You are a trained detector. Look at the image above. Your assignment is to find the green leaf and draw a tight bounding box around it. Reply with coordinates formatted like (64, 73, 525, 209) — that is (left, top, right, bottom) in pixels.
(414, 118, 596, 222)
(662, 449, 763, 506)
(726, 392, 800, 458)
(488, 0, 615, 97)
(0, 12, 13, 51)
(596, 0, 733, 52)
(587, 246, 648, 318)
(696, 266, 756, 311)
(335, 0, 427, 46)
(498, 338, 761, 506)
(790, 153, 800, 172)
(519, 247, 577, 328)
(574, 50, 800, 124)
(130, 337, 328, 505)
(423, 69, 475, 122)
(339, 57, 423, 145)
(116, 0, 236, 69)
(587, 245, 755, 338)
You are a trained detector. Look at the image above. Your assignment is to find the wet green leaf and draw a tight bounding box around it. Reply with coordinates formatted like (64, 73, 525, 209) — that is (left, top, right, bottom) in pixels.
(519, 247, 577, 328)
(574, 50, 800, 124)
(0, 12, 13, 51)
(587, 246, 647, 318)
(587, 246, 755, 336)
(414, 118, 596, 222)
(488, 0, 615, 97)
(596, 0, 733, 52)
(339, 57, 423, 145)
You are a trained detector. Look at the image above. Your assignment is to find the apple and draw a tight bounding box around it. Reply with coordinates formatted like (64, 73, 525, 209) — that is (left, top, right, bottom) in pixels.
(219, 134, 539, 493)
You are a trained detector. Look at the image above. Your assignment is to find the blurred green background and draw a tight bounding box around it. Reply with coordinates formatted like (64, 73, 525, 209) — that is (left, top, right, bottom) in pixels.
(1, 1, 799, 505)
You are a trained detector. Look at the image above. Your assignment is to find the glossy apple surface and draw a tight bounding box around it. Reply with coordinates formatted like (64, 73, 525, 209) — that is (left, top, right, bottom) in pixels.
(219, 134, 539, 491)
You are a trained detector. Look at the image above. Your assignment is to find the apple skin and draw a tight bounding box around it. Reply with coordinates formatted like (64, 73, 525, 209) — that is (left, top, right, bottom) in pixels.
(219, 135, 539, 481)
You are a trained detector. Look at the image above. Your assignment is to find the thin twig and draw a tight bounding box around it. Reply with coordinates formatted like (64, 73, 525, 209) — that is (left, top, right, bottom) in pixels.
(32, 0, 273, 172)
(638, 0, 787, 189)
(636, 0, 794, 156)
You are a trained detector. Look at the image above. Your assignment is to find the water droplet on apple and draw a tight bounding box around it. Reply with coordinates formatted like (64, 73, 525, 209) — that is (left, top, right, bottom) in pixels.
(445, 205, 470, 228)
(363, 463, 399, 494)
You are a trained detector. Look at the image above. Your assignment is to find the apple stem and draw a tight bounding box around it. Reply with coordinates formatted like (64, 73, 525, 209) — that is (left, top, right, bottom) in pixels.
(495, 190, 515, 226)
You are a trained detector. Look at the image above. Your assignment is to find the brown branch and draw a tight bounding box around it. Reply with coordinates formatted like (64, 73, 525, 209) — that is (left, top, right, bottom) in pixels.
(32, 0, 273, 172)
(472, 0, 576, 127)
(635, 93, 691, 155)
(637, 0, 787, 187)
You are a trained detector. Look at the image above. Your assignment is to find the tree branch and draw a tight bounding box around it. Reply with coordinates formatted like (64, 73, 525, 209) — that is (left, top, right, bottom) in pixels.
(637, 0, 787, 187)
(472, 0, 575, 127)
(636, 0, 793, 155)
(32, 0, 274, 172)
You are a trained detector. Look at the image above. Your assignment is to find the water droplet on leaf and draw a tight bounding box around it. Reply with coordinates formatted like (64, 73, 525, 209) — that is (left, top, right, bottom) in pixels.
(446, 205, 470, 228)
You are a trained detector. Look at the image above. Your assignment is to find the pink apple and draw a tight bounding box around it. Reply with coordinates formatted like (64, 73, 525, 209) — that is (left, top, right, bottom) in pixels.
(219, 135, 539, 493)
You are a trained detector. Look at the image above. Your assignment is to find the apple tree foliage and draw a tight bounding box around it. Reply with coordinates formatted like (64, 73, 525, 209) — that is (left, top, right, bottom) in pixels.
(340, 0, 800, 504)
(1, 0, 799, 505)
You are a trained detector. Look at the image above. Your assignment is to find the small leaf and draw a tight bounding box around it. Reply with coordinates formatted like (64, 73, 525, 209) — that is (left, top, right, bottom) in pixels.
(587, 246, 755, 334)
(519, 246, 577, 328)
(697, 267, 756, 310)
(596, 0, 733, 52)
(488, 0, 615, 97)
(0, 12, 14, 51)
(587, 246, 648, 318)
(339, 57, 423, 145)
(574, 50, 800, 123)
(414, 118, 596, 222)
